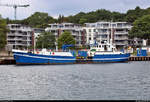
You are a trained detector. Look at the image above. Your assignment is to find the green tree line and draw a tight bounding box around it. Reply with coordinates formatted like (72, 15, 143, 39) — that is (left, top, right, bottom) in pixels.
(5, 6, 150, 27)
(0, 15, 8, 49)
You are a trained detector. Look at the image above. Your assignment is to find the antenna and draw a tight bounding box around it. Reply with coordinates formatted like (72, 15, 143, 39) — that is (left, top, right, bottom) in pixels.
(0, 3, 29, 20)
(110, 19, 114, 45)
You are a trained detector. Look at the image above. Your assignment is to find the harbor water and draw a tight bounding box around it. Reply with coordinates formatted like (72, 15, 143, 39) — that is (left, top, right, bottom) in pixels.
(0, 61, 150, 100)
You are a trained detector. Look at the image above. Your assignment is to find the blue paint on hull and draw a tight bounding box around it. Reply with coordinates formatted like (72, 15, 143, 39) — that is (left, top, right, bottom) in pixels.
(93, 53, 130, 63)
(13, 52, 76, 65)
(13, 51, 130, 65)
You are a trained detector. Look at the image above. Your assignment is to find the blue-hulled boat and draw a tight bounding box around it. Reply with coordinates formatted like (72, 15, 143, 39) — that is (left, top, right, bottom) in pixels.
(88, 41, 130, 63)
(87, 21, 130, 63)
(12, 49, 76, 65)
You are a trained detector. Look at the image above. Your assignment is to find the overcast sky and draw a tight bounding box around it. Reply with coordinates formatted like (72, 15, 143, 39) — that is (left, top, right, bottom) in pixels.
(0, 0, 150, 20)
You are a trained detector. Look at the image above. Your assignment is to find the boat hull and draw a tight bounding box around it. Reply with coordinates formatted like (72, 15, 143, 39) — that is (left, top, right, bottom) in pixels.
(13, 52, 76, 65)
(92, 53, 130, 63)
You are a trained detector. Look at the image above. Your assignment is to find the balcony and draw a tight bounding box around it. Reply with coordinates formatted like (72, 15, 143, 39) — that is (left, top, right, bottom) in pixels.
(114, 37, 128, 40)
(114, 42, 128, 46)
(115, 31, 128, 35)
(7, 38, 23, 41)
(9, 27, 32, 32)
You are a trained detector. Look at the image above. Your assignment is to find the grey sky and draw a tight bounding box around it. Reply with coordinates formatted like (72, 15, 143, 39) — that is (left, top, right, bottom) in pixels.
(0, 0, 150, 20)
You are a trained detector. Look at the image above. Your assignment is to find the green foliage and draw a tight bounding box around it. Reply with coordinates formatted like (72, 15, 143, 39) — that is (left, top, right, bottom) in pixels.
(129, 14, 150, 39)
(5, 17, 22, 24)
(21, 12, 57, 28)
(0, 18, 8, 49)
(58, 14, 65, 23)
(125, 6, 149, 23)
(79, 18, 87, 25)
(67, 9, 126, 24)
(112, 12, 126, 21)
(36, 32, 56, 49)
(57, 31, 76, 49)
(67, 12, 86, 24)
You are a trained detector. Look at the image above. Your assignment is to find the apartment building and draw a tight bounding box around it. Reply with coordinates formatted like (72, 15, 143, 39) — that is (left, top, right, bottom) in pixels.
(7, 24, 33, 49)
(84, 21, 132, 48)
(45, 23, 86, 47)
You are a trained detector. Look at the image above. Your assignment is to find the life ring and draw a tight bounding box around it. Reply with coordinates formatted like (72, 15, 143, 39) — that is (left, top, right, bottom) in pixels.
(52, 52, 55, 55)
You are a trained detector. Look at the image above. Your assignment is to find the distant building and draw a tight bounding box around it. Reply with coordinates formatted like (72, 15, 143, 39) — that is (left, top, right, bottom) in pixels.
(84, 21, 132, 48)
(6, 24, 33, 49)
(45, 23, 86, 47)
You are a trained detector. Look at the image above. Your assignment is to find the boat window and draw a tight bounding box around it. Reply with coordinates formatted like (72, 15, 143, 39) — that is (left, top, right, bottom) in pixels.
(99, 45, 101, 47)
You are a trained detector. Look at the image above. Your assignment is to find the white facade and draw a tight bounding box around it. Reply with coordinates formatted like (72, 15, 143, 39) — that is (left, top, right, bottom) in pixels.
(84, 21, 132, 48)
(7, 24, 33, 49)
(45, 23, 86, 47)
(83, 27, 96, 45)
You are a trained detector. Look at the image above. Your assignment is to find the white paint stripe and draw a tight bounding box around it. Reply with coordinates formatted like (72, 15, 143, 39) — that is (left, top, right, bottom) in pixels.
(14, 54, 76, 61)
(14, 54, 129, 61)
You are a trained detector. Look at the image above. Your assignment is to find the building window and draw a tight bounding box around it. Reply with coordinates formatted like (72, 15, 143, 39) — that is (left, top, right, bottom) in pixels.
(93, 29, 96, 32)
(89, 29, 91, 32)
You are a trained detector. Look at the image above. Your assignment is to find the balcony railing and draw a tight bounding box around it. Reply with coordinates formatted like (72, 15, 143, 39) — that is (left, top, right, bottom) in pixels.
(114, 37, 128, 40)
(9, 27, 32, 31)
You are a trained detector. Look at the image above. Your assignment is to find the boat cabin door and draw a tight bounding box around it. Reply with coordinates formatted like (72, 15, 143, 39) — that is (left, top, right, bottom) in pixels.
(104, 45, 107, 51)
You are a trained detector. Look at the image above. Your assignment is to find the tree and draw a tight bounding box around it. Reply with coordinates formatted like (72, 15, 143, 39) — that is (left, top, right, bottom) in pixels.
(129, 14, 150, 40)
(36, 32, 56, 49)
(0, 18, 8, 49)
(68, 12, 86, 23)
(125, 6, 148, 23)
(57, 31, 76, 49)
(79, 18, 87, 25)
(58, 14, 65, 23)
(22, 12, 57, 28)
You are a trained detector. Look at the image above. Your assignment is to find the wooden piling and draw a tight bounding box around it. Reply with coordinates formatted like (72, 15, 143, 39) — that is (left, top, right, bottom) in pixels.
(129, 56, 150, 61)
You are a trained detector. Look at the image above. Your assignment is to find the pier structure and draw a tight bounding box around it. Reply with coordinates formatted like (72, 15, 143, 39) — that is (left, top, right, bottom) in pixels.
(0, 56, 15, 64)
(129, 56, 150, 61)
